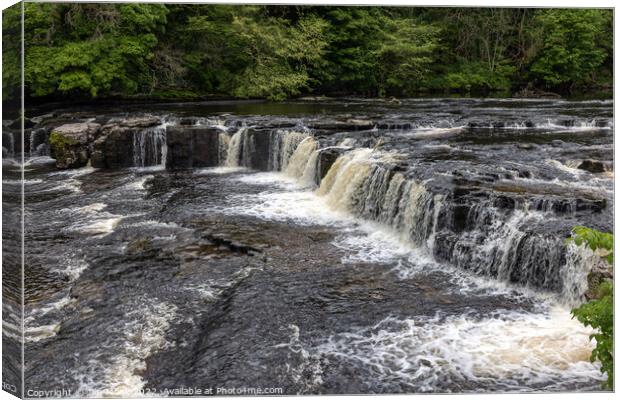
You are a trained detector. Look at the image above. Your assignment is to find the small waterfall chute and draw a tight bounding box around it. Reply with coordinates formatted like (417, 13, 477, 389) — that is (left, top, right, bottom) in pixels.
(284, 137, 318, 184)
(132, 123, 167, 168)
(225, 126, 246, 167)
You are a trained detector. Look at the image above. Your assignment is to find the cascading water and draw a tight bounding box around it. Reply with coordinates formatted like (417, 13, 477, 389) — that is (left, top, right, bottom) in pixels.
(283, 137, 318, 186)
(218, 132, 230, 164)
(225, 127, 246, 167)
(215, 128, 600, 305)
(270, 130, 310, 171)
(15, 98, 612, 395)
(132, 124, 168, 168)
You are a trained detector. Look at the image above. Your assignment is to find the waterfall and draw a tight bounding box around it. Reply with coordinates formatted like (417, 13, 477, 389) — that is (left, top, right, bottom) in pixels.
(310, 146, 596, 301)
(301, 150, 319, 187)
(270, 130, 310, 171)
(284, 137, 318, 185)
(561, 243, 600, 306)
(222, 127, 311, 172)
(209, 125, 598, 302)
(132, 124, 167, 168)
(225, 127, 246, 167)
(218, 132, 230, 164)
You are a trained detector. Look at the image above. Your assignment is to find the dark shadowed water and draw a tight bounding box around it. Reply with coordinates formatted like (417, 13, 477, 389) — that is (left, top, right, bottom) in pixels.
(2, 98, 612, 396)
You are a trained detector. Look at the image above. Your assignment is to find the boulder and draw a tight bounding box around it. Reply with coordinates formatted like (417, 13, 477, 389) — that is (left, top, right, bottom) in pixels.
(49, 123, 100, 169)
(577, 159, 606, 173)
(166, 126, 221, 169)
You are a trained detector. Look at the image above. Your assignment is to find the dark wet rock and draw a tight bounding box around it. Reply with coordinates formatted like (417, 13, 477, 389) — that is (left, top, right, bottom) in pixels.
(166, 126, 221, 169)
(551, 140, 565, 147)
(2, 130, 18, 155)
(49, 122, 100, 169)
(376, 122, 413, 130)
(8, 116, 35, 129)
(577, 159, 606, 173)
(306, 118, 375, 132)
(585, 263, 613, 301)
(90, 116, 165, 168)
(242, 128, 271, 170)
(91, 125, 134, 168)
(29, 128, 49, 154)
(493, 195, 516, 210)
(517, 143, 537, 150)
(179, 117, 199, 125)
(316, 147, 349, 185)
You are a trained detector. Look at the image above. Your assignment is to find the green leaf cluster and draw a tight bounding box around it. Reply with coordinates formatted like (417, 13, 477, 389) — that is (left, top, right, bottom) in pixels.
(568, 226, 614, 389)
(568, 226, 613, 265)
(530, 9, 611, 90)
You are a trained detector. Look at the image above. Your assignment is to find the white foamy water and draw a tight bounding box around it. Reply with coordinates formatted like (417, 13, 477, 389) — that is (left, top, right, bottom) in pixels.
(75, 302, 178, 398)
(66, 213, 123, 237)
(122, 174, 154, 191)
(231, 171, 305, 190)
(333, 223, 415, 264)
(406, 126, 465, 139)
(49, 165, 97, 177)
(51, 257, 89, 281)
(312, 307, 604, 392)
(223, 188, 351, 226)
(24, 295, 73, 343)
(195, 166, 247, 175)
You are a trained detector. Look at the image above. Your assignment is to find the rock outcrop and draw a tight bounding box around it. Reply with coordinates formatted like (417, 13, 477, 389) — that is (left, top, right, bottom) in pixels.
(90, 116, 162, 169)
(166, 126, 221, 169)
(49, 123, 101, 169)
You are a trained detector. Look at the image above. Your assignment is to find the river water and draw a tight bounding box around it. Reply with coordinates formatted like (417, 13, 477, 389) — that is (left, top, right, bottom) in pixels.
(2, 98, 613, 395)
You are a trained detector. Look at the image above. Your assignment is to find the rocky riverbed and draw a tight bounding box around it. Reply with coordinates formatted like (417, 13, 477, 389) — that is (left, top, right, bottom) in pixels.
(2, 97, 613, 396)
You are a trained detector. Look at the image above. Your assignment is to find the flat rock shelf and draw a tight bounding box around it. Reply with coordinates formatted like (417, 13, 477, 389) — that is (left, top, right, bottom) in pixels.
(2, 97, 613, 395)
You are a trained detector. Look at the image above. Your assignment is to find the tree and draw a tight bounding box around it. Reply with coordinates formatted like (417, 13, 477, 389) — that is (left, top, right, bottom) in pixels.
(530, 9, 609, 91)
(23, 3, 168, 97)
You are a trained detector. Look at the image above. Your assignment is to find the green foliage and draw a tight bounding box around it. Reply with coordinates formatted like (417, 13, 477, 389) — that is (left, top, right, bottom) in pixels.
(568, 226, 614, 389)
(12, 5, 614, 101)
(530, 9, 610, 90)
(572, 281, 613, 389)
(2, 3, 22, 101)
(48, 131, 76, 160)
(568, 226, 613, 264)
(23, 3, 168, 97)
(428, 61, 516, 92)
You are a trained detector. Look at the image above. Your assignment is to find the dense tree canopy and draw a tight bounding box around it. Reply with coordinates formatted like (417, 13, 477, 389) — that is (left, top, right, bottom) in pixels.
(2, 4, 613, 101)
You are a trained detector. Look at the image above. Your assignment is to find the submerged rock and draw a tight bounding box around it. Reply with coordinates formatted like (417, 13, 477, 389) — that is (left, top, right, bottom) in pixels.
(49, 122, 100, 169)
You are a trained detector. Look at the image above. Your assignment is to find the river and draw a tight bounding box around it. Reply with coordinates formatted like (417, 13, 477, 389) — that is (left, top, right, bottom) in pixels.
(2, 97, 613, 395)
